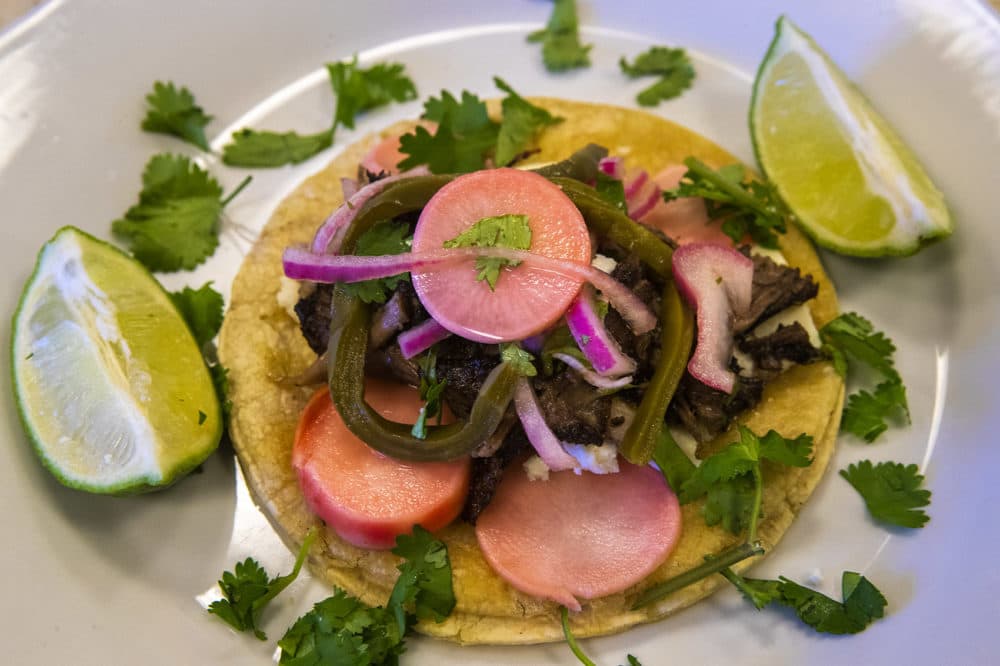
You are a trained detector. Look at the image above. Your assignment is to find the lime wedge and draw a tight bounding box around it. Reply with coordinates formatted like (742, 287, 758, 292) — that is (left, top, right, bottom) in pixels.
(750, 17, 952, 256)
(11, 226, 221, 494)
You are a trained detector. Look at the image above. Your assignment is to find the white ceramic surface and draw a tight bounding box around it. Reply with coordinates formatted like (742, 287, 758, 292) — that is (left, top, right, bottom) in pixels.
(1, 1, 998, 664)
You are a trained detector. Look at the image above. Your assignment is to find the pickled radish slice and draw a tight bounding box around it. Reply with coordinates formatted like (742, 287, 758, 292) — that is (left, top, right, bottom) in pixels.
(476, 460, 681, 610)
(360, 123, 437, 175)
(292, 381, 469, 550)
(411, 168, 591, 343)
(640, 164, 733, 246)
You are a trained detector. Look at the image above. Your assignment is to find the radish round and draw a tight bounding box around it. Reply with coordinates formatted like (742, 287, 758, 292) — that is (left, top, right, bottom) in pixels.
(411, 168, 592, 343)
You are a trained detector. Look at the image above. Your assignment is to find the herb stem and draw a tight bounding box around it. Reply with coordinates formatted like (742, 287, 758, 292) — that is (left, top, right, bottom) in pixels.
(748, 464, 763, 544)
(683, 157, 764, 214)
(630, 540, 764, 610)
(259, 526, 317, 607)
(561, 606, 597, 666)
(221, 175, 253, 207)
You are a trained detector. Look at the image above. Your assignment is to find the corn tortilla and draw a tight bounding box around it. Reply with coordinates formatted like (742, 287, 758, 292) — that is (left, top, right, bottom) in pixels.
(218, 99, 844, 643)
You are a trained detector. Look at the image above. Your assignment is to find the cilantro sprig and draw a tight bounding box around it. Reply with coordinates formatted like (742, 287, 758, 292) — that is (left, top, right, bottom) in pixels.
(723, 569, 887, 635)
(412, 350, 447, 440)
(398, 79, 562, 174)
(619, 46, 696, 106)
(500, 342, 538, 377)
(223, 57, 416, 168)
(142, 81, 213, 150)
(276, 526, 455, 664)
(442, 214, 532, 289)
(820, 312, 909, 442)
(169, 282, 231, 416)
(112, 154, 250, 272)
(208, 528, 317, 640)
(528, 0, 592, 71)
(662, 157, 791, 248)
(561, 606, 643, 666)
(840, 460, 931, 528)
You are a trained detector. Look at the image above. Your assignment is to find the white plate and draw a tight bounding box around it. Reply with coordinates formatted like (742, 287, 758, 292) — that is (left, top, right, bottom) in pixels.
(2, 1, 998, 664)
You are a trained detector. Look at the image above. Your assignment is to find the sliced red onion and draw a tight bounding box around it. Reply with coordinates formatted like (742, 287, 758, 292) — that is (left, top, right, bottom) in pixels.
(340, 177, 360, 200)
(564, 285, 637, 377)
(513, 378, 578, 472)
(598, 156, 625, 179)
(310, 167, 430, 255)
(282, 246, 657, 335)
(521, 333, 546, 354)
(624, 169, 648, 198)
(628, 176, 662, 220)
(671, 243, 753, 394)
(551, 353, 632, 390)
(398, 318, 452, 359)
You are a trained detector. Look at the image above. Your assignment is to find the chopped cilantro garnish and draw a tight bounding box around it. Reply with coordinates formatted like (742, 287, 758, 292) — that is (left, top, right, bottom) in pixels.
(169, 282, 230, 416)
(443, 214, 532, 290)
(412, 350, 447, 440)
(493, 77, 563, 166)
(840, 460, 930, 528)
(662, 157, 790, 248)
(141, 81, 213, 150)
(222, 58, 416, 168)
(679, 426, 812, 536)
(398, 90, 499, 173)
(342, 219, 412, 304)
(820, 312, 909, 442)
(724, 570, 887, 635)
(276, 526, 455, 664)
(501, 343, 538, 377)
(112, 154, 248, 272)
(619, 46, 696, 106)
(595, 171, 627, 213)
(651, 427, 696, 494)
(208, 528, 317, 640)
(222, 128, 333, 167)
(527, 0, 592, 71)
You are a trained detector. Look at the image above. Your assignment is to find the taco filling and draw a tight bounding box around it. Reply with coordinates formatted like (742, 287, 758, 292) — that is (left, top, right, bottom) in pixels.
(219, 99, 844, 643)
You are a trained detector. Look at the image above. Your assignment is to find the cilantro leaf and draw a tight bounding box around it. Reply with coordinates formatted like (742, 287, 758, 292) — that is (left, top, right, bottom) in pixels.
(342, 219, 412, 304)
(277, 526, 454, 664)
(328, 57, 417, 131)
(595, 172, 627, 213)
(527, 0, 591, 72)
(221, 128, 333, 167)
(412, 350, 447, 440)
(208, 528, 317, 640)
(442, 214, 532, 289)
(725, 570, 887, 635)
(619, 47, 696, 106)
(141, 81, 213, 150)
(839, 460, 931, 528)
(112, 154, 241, 271)
(501, 343, 538, 377)
(820, 312, 909, 442)
(169, 282, 224, 351)
(680, 427, 812, 535)
(398, 90, 499, 173)
(539, 324, 589, 375)
(625, 657, 643, 666)
(493, 77, 563, 166)
(651, 427, 696, 493)
(663, 157, 790, 248)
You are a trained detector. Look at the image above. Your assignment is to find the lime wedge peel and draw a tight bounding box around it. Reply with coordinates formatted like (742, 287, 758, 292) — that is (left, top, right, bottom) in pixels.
(751, 17, 953, 257)
(11, 226, 221, 494)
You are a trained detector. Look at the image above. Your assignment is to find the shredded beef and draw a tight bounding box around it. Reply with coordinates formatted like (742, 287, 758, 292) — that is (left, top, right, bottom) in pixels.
(369, 283, 421, 350)
(365, 344, 420, 387)
(733, 253, 818, 334)
(668, 371, 764, 445)
(603, 253, 664, 383)
(533, 370, 611, 445)
(295, 283, 335, 354)
(462, 425, 530, 524)
(435, 337, 500, 420)
(739, 322, 822, 372)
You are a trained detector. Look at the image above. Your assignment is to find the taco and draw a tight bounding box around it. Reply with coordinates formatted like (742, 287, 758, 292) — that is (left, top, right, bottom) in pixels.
(218, 98, 844, 643)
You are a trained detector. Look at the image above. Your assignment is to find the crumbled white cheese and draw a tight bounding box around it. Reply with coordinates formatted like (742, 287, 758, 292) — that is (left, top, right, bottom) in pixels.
(276, 276, 303, 320)
(563, 443, 620, 475)
(591, 253, 618, 275)
(523, 455, 551, 481)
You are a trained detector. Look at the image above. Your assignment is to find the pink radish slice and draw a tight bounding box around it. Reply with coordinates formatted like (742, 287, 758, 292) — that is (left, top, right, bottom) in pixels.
(671, 243, 753, 394)
(410, 168, 592, 343)
(292, 382, 469, 550)
(475, 460, 682, 611)
(639, 165, 733, 246)
(360, 122, 438, 175)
